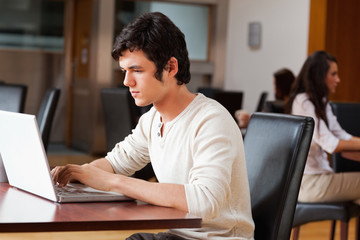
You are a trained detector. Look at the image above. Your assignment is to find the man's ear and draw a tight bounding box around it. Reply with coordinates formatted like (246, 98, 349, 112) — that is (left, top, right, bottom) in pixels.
(167, 57, 178, 77)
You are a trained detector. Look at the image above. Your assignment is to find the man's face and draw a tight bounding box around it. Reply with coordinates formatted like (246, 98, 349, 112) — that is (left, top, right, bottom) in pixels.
(119, 49, 168, 107)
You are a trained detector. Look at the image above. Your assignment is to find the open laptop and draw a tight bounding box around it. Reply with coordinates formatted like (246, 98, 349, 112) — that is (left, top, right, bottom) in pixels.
(0, 110, 132, 203)
(0, 154, 8, 182)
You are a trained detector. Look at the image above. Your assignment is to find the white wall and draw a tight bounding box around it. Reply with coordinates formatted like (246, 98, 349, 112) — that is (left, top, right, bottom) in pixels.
(225, 0, 310, 112)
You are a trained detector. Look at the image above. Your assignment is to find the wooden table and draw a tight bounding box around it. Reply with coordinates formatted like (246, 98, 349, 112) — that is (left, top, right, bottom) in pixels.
(0, 183, 201, 232)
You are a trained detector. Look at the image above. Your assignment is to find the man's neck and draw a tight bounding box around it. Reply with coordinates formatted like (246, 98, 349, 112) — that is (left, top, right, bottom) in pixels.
(154, 85, 196, 123)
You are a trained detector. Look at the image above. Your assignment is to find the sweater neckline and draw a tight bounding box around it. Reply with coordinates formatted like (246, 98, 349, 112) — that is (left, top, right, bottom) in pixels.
(156, 93, 203, 138)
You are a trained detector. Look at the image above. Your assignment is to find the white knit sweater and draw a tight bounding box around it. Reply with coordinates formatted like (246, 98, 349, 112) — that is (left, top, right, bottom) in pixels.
(106, 93, 254, 239)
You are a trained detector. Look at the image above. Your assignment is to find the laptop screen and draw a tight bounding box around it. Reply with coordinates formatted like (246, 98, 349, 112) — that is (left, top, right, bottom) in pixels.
(0, 110, 58, 201)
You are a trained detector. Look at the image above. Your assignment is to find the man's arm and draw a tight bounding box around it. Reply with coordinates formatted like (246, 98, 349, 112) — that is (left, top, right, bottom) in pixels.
(110, 175, 188, 211)
(89, 157, 115, 172)
(51, 160, 188, 212)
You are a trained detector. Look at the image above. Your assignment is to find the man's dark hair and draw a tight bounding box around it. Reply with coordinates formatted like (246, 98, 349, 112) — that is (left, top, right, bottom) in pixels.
(111, 12, 191, 85)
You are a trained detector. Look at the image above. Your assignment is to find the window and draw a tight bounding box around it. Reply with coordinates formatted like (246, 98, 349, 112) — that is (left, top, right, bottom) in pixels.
(114, 1, 211, 61)
(0, 0, 65, 52)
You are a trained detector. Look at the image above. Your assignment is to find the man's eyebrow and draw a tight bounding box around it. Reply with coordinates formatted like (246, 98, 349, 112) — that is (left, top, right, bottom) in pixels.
(128, 65, 143, 70)
(120, 65, 143, 70)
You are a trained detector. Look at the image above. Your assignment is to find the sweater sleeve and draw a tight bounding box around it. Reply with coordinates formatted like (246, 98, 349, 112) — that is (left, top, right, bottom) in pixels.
(184, 106, 245, 220)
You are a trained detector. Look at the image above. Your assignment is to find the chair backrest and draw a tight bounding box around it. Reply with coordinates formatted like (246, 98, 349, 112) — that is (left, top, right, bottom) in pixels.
(101, 88, 140, 152)
(263, 100, 285, 113)
(197, 87, 243, 119)
(244, 112, 314, 240)
(255, 91, 268, 112)
(0, 84, 27, 113)
(213, 90, 243, 119)
(197, 87, 222, 98)
(331, 102, 360, 172)
(37, 88, 61, 152)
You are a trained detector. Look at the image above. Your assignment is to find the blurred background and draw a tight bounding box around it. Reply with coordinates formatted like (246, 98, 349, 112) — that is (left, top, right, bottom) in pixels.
(0, 0, 358, 155)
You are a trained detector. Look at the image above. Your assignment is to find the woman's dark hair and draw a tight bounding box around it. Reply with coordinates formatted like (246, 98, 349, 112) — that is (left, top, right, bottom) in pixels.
(285, 51, 337, 125)
(273, 68, 295, 100)
(111, 12, 191, 85)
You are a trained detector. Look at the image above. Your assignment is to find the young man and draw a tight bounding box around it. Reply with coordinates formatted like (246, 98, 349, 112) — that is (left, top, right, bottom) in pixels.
(52, 12, 254, 240)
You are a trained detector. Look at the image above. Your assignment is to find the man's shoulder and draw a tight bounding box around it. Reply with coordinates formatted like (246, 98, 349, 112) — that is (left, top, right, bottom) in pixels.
(189, 94, 238, 127)
(193, 93, 226, 112)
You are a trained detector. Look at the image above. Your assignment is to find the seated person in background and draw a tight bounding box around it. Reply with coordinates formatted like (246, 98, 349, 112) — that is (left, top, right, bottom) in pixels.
(235, 68, 295, 128)
(51, 12, 254, 240)
(272, 68, 295, 102)
(285, 50, 360, 204)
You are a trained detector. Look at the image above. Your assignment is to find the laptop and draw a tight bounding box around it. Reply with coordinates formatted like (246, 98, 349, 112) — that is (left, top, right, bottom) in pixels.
(0, 110, 132, 203)
(0, 154, 8, 182)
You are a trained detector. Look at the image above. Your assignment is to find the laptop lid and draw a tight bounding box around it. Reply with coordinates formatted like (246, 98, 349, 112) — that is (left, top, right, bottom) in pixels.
(0, 110, 131, 202)
(0, 154, 8, 183)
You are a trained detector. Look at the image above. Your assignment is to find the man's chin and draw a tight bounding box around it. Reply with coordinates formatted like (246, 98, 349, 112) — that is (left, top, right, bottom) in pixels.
(135, 100, 151, 107)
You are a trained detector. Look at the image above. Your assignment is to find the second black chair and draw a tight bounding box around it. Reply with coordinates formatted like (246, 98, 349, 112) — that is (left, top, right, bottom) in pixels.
(37, 88, 61, 152)
(198, 87, 243, 119)
(197, 87, 222, 98)
(245, 112, 314, 240)
(255, 91, 268, 112)
(213, 90, 243, 120)
(0, 83, 27, 113)
(101, 88, 154, 180)
(263, 100, 285, 113)
(101, 88, 138, 151)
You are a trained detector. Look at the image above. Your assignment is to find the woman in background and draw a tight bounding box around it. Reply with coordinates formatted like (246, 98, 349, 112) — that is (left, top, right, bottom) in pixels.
(285, 50, 360, 204)
(235, 68, 295, 128)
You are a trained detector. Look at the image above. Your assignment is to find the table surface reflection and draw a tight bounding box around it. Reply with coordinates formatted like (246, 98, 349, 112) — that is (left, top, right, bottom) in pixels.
(0, 183, 201, 232)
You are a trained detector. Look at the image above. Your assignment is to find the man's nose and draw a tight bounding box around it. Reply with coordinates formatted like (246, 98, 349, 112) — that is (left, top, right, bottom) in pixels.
(123, 73, 134, 87)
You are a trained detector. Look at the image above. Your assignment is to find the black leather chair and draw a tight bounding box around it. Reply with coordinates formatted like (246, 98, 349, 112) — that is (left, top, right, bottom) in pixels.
(244, 112, 314, 240)
(197, 87, 222, 98)
(331, 102, 360, 172)
(263, 100, 285, 113)
(101, 88, 138, 151)
(101, 88, 154, 180)
(37, 88, 61, 152)
(255, 91, 268, 112)
(198, 87, 243, 120)
(213, 90, 243, 120)
(292, 102, 360, 240)
(0, 83, 27, 113)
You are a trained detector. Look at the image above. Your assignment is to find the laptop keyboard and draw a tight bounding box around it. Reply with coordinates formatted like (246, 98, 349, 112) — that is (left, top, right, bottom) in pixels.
(55, 184, 111, 196)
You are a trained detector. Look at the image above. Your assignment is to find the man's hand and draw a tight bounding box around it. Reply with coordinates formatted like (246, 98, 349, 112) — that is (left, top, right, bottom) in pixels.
(51, 161, 188, 212)
(51, 164, 113, 191)
(51, 165, 67, 186)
